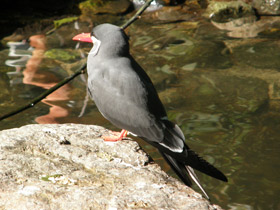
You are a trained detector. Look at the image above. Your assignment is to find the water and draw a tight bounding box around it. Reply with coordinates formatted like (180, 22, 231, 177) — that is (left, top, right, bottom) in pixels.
(0, 9, 280, 210)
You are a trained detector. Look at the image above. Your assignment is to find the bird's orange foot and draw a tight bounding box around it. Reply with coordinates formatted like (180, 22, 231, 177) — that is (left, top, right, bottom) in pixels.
(102, 129, 128, 142)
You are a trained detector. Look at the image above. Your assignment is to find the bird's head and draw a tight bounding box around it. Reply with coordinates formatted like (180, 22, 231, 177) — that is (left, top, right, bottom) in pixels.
(73, 23, 129, 57)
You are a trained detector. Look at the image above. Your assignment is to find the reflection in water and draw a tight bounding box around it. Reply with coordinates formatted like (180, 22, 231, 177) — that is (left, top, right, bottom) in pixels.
(6, 35, 71, 124)
(5, 40, 32, 74)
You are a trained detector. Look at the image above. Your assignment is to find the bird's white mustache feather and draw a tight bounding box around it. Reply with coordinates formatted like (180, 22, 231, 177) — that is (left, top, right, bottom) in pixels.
(89, 36, 101, 56)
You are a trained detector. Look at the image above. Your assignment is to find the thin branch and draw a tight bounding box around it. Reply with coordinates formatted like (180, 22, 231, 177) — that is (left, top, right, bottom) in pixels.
(121, 0, 154, 30)
(0, 63, 86, 121)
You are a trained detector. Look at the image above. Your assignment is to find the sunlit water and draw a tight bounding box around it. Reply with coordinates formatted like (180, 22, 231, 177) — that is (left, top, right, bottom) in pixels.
(0, 13, 280, 210)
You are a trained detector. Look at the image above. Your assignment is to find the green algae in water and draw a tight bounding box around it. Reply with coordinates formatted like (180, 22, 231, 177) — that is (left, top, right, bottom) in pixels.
(53, 17, 78, 29)
(44, 49, 80, 62)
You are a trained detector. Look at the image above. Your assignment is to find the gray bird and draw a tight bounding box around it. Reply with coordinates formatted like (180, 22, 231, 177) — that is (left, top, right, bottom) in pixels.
(73, 23, 227, 199)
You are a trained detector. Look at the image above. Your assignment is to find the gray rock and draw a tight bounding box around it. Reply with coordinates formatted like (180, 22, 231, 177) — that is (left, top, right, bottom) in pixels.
(0, 124, 222, 210)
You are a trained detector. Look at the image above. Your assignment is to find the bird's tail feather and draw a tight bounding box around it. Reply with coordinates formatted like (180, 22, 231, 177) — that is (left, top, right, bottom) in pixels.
(160, 152, 210, 200)
(148, 139, 228, 182)
(160, 152, 192, 186)
(184, 147, 228, 182)
(185, 166, 209, 200)
(158, 121, 227, 182)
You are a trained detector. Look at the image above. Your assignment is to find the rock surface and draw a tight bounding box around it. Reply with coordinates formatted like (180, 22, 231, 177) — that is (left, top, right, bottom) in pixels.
(0, 124, 222, 210)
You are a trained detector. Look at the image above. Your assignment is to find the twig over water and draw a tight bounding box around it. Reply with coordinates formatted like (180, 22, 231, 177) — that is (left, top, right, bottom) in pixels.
(121, 0, 154, 30)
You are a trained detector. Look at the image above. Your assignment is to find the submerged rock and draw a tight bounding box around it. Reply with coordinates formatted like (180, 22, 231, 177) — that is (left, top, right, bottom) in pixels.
(79, 0, 132, 21)
(252, 0, 280, 15)
(206, 1, 255, 21)
(0, 124, 222, 210)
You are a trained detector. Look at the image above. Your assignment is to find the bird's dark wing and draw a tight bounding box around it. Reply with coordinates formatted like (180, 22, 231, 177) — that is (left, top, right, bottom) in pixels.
(128, 55, 167, 120)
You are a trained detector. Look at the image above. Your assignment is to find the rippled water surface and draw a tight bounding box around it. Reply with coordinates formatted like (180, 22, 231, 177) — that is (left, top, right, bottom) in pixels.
(0, 8, 280, 210)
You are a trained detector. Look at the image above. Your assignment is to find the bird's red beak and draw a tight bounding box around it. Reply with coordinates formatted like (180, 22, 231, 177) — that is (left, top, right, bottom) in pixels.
(72, 33, 92, 43)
